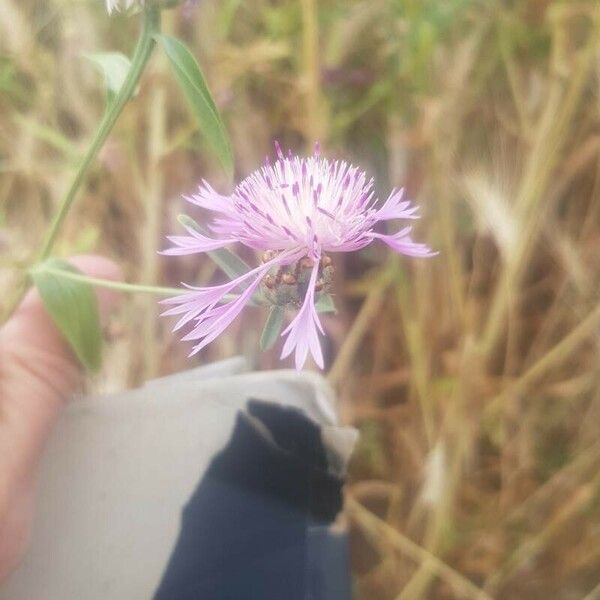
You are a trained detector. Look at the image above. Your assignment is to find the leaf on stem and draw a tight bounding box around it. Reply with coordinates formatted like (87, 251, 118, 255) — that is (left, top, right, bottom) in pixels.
(315, 293, 337, 314)
(157, 34, 234, 178)
(31, 258, 103, 372)
(84, 52, 133, 107)
(260, 306, 285, 351)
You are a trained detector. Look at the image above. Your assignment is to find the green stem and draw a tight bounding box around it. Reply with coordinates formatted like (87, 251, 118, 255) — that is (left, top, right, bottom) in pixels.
(38, 7, 161, 260)
(29, 266, 242, 303)
(32, 266, 182, 296)
(2, 8, 161, 325)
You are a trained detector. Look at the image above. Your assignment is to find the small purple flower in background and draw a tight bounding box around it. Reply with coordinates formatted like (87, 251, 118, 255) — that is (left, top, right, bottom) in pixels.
(182, 0, 202, 20)
(162, 143, 436, 369)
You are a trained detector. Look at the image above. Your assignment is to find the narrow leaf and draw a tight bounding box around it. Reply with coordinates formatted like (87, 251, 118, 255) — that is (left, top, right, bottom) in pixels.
(177, 213, 250, 280)
(260, 306, 285, 351)
(31, 258, 103, 371)
(157, 34, 233, 178)
(84, 52, 132, 106)
(315, 293, 337, 314)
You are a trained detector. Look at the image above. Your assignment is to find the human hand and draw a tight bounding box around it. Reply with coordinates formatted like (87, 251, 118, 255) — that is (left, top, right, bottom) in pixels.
(0, 256, 121, 581)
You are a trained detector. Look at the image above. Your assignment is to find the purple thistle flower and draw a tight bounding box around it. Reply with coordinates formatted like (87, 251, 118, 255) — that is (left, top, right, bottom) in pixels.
(161, 143, 436, 369)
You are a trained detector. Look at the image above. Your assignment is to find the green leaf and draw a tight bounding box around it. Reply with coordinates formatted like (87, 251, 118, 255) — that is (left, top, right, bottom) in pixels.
(260, 306, 285, 351)
(157, 34, 233, 178)
(177, 214, 250, 280)
(315, 293, 337, 314)
(31, 258, 103, 372)
(84, 52, 132, 106)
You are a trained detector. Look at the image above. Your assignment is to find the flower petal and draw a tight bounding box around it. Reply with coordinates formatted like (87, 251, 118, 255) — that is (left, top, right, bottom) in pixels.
(160, 284, 236, 331)
(375, 188, 420, 221)
(161, 223, 237, 256)
(370, 229, 437, 257)
(280, 261, 324, 369)
(186, 276, 264, 355)
(187, 180, 237, 217)
(162, 248, 304, 346)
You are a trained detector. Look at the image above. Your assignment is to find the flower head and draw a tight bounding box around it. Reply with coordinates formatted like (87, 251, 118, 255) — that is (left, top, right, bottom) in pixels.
(162, 143, 436, 369)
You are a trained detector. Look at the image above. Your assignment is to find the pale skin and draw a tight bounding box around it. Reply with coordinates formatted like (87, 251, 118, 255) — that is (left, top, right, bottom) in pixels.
(0, 256, 121, 581)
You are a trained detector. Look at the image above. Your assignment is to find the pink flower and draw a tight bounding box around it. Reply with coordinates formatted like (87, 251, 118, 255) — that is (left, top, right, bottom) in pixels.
(162, 143, 436, 369)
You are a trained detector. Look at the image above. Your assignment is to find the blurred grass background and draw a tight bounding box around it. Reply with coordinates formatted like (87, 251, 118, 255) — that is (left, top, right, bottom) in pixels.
(1, 0, 600, 598)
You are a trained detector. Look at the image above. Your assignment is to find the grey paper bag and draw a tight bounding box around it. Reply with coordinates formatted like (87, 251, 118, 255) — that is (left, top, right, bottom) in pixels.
(1, 360, 356, 600)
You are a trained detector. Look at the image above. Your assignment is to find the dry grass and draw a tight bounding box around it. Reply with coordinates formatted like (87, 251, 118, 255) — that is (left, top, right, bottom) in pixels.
(1, 0, 600, 598)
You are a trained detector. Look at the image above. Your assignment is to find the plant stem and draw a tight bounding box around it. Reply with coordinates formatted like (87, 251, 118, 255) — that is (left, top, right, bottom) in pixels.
(484, 301, 600, 418)
(2, 9, 162, 325)
(480, 30, 597, 356)
(328, 262, 395, 387)
(141, 81, 167, 378)
(300, 0, 326, 144)
(29, 266, 241, 303)
(346, 495, 494, 600)
(2, 8, 162, 324)
(38, 8, 161, 261)
(31, 266, 182, 296)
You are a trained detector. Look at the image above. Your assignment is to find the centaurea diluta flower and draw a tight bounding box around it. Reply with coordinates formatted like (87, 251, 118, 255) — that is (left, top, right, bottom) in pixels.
(161, 143, 436, 369)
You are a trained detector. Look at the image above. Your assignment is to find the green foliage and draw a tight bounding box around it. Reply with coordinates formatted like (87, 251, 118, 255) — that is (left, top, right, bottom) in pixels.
(0, 56, 31, 107)
(260, 305, 285, 351)
(0, 57, 18, 95)
(30, 259, 103, 372)
(315, 293, 337, 314)
(84, 51, 132, 107)
(156, 34, 234, 179)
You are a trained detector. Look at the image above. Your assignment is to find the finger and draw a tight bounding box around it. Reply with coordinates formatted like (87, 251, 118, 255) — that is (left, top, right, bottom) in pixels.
(0, 255, 122, 478)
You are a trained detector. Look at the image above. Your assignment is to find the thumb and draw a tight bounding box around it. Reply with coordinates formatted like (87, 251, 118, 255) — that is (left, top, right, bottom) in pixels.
(0, 255, 122, 477)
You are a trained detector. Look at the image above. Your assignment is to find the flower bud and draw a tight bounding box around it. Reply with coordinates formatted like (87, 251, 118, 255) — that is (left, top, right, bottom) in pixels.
(321, 265, 335, 284)
(262, 250, 277, 263)
(263, 274, 275, 289)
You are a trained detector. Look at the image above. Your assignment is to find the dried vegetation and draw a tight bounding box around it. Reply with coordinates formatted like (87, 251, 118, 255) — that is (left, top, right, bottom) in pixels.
(1, 1, 599, 597)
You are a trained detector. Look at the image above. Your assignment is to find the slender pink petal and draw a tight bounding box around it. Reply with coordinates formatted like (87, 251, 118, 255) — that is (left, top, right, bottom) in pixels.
(187, 277, 264, 355)
(161, 237, 236, 255)
(160, 283, 237, 331)
(375, 188, 420, 221)
(161, 222, 236, 256)
(280, 261, 324, 369)
(186, 180, 237, 216)
(370, 229, 437, 257)
(162, 248, 304, 346)
(160, 257, 265, 330)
